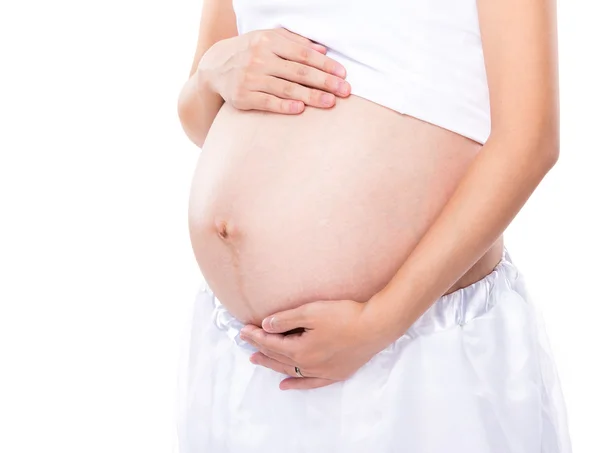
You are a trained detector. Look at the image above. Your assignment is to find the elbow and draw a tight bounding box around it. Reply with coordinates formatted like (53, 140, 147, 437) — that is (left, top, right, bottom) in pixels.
(524, 130, 560, 177)
(492, 122, 560, 174)
(529, 107, 561, 172)
(177, 87, 207, 149)
(539, 125, 560, 172)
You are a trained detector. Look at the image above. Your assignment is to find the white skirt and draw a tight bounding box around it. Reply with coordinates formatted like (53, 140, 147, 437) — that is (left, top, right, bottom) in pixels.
(176, 249, 572, 453)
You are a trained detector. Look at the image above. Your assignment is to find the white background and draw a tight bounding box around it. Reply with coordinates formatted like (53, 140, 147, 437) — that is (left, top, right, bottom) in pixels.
(0, 1, 597, 451)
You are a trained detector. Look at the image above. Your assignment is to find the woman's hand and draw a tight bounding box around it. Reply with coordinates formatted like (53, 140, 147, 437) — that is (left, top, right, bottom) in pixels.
(239, 299, 392, 390)
(197, 27, 351, 114)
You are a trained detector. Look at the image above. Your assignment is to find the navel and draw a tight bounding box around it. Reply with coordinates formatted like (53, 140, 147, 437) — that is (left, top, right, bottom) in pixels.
(215, 218, 234, 241)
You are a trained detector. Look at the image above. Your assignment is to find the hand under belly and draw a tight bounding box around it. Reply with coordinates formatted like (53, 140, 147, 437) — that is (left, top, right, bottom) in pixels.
(188, 96, 483, 325)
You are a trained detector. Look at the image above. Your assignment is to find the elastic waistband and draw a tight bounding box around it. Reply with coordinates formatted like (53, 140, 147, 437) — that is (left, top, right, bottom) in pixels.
(401, 247, 518, 341)
(200, 247, 520, 353)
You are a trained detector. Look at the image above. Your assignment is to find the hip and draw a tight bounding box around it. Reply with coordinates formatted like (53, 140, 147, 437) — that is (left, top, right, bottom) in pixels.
(176, 247, 572, 453)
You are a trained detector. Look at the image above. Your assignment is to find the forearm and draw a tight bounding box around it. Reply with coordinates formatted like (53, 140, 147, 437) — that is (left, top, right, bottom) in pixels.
(365, 132, 559, 343)
(177, 69, 224, 148)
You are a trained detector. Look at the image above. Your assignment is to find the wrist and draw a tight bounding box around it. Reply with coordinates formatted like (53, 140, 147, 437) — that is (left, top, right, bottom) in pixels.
(361, 290, 410, 350)
(194, 64, 219, 98)
(195, 38, 233, 98)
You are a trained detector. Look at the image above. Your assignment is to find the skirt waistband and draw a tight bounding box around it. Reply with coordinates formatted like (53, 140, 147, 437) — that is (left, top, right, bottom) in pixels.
(199, 247, 521, 353)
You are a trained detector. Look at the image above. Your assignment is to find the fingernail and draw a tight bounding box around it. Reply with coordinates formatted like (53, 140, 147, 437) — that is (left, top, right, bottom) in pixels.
(333, 64, 346, 78)
(320, 93, 335, 106)
(338, 81, 350, 96)
(289, 101, 302, 113)
(263, 316, 276, 331)
(311, 43, 327, 53)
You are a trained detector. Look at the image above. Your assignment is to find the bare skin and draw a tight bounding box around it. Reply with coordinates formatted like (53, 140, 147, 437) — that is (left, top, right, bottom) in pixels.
(239, 0, 559, 391)
(189, 97, 503, 326)
(179, 0, 504, 327)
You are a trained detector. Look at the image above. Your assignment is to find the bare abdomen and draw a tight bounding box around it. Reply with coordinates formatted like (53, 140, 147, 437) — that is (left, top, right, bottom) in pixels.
(188, 95, 492, 325)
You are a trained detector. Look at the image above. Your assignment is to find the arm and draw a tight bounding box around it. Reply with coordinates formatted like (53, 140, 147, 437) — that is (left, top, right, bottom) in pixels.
(365, 0, 560, 342)
(177, 1, 352, 149)
(177, 0, 238, 148)
(238, 0, 560, 391)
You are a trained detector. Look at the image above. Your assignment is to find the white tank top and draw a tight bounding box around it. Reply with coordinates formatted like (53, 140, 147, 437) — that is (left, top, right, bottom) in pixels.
(233, 0, 491, 144)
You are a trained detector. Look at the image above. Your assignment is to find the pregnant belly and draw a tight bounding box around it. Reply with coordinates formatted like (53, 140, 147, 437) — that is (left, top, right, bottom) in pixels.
(188, 95, 486, 326)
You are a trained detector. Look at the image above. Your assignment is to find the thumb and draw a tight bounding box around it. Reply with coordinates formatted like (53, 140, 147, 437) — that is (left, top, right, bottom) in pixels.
(262, 305, 310, 333)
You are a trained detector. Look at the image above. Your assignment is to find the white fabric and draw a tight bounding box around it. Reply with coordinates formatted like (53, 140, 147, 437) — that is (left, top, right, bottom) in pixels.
(176, 249, 572, 452)
(232, 0, 492, 144)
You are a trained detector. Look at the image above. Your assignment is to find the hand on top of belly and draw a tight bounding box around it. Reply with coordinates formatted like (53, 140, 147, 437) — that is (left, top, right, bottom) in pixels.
(238, 298, 391, 391)
(198, 27, 351, 114)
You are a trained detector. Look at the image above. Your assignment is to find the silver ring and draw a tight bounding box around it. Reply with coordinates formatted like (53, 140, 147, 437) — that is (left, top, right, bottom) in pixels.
(294, 366, 305, 378)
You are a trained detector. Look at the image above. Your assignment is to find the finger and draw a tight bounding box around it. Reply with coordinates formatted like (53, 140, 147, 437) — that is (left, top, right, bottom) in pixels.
(259, 76, 336, 109)
(274, 27, 328, 54)
(260, 350, 295, 365)
(242, 325, 301, 357)
(239, 92, 305, 114)
(241, 325, 298, 362)
(310, 43, 328, 54)
(271, 38, 347, 80)
(280, 377, 338, 391)
(261, 305, 313, 333)
(249, 351, 300, 377)
(271, 59, 350, 98)
(244, 337, 296, 365)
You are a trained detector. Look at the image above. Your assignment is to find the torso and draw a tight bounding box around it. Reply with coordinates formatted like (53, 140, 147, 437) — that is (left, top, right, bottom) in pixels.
(189, 95, 503, 326)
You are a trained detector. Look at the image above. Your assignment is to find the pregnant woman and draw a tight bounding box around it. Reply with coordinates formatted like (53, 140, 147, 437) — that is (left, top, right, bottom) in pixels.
(176, 0, 572, 451)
